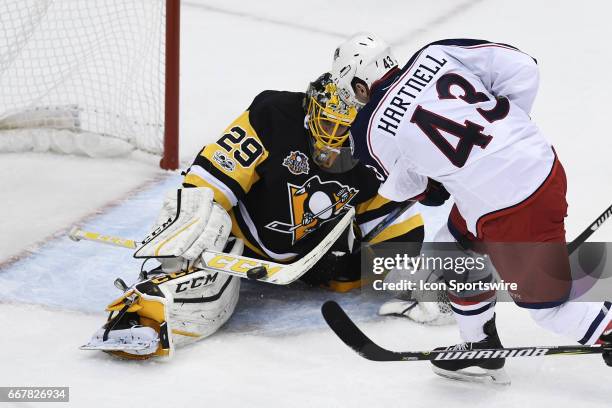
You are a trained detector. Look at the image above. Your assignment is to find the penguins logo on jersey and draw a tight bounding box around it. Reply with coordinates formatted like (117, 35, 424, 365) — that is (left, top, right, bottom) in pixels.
(265, 175, 358, 244)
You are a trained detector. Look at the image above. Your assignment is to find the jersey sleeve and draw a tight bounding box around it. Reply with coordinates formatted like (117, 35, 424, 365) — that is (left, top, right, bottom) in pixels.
(435, 40, 539, 114)
(377, 157, 428, 203)
(182, 110, 269, 211)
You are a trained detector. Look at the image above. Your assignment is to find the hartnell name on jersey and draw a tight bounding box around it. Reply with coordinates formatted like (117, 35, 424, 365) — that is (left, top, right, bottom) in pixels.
(377, 53, 447, 137)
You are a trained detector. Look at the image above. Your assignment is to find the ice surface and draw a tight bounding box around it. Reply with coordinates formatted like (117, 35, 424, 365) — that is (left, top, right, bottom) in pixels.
(1, 0, 611, 407)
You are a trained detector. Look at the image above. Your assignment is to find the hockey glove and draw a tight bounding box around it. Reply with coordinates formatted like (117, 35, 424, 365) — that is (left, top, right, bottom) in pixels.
(135, 187, 231, 261)
(419, 178, 450, 207)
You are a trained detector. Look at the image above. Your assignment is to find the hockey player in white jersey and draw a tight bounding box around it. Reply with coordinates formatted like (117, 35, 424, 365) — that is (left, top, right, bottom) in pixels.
(330, 33, 612, 382)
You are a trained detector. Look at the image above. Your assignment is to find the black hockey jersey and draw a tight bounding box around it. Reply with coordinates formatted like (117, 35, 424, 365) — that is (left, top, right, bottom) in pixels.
(183, 90, 423, 262)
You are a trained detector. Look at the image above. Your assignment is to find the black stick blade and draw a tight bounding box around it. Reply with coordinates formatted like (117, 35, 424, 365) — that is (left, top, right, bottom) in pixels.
(321, 300, 406, 361)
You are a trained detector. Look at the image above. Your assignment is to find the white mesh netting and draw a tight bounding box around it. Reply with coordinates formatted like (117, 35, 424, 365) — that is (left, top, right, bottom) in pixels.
(0, 0, 167, 157)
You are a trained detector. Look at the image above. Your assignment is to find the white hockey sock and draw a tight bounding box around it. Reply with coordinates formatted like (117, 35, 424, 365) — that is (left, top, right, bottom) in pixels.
(528, 301, 612, 345)
(450, 300, 496, 342)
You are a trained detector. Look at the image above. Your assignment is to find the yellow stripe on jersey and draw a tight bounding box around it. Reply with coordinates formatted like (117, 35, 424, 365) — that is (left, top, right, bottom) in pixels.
(369, 214, 424, 244)
(228, 209, 267, 259)
(201, 111, 268, 193)
(183, 173, 234, 211)
(356, 194, 392, 214)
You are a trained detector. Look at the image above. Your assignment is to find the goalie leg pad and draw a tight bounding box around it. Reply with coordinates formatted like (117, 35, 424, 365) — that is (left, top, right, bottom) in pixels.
(80, 279, 174, 359)
(167, 237, 242, 346)
(84, 269, 240, 359)
(169, 272, 240, 347)
(83, 239, 243, 359)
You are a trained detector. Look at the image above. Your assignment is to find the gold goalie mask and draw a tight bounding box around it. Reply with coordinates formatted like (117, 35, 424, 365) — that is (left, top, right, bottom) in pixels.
(304, 72, 358, 173)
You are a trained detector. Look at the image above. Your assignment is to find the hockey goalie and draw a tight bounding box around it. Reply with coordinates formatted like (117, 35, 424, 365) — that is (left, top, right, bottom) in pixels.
(81, 68, 452, 359)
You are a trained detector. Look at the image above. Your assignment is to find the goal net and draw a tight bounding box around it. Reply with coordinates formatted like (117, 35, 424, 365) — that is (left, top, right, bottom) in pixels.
(0, 0, 179, 169)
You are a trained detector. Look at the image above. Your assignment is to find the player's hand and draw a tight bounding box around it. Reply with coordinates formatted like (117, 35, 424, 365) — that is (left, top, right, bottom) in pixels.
(419, 178, 450, 207)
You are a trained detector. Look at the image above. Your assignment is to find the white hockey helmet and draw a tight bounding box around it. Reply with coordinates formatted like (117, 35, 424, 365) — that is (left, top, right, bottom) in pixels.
(331, 32, 398, 108)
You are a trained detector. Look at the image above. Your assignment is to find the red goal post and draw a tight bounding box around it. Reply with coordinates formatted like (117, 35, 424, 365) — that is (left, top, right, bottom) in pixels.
(162, 0, 180, 170)
(0, 0, 180, 170)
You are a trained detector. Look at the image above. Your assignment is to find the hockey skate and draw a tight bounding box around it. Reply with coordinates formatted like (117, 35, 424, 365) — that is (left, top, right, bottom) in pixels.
(378, 292, 455, 326)
(80, 291, 168, 360)
(431, 316, 510, 385)
(598, 324, 612, 367)
(378, 265, 455, 325)
(80, 319, 160, 357)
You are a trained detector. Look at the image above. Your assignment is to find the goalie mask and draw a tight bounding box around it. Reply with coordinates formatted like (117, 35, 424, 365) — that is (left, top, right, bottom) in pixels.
(304, 72, 358, 173)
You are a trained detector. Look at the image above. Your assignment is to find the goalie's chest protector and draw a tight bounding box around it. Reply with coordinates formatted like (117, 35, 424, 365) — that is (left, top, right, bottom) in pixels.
(237, 92, 381, 259)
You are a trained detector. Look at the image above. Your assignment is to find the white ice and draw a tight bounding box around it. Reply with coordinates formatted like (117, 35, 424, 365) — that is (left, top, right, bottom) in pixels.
(1, 0, 611, 407)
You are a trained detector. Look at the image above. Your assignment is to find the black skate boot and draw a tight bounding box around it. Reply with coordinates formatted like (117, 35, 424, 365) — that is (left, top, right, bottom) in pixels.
(431, 315, 510, 385)
(598, 327, 612, 367)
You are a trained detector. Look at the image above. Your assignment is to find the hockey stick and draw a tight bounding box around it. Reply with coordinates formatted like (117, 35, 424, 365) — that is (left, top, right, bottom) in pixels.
(69, 197, 418, 284)
(321, 300, 608, 362)
(361, 200, 417, 243)
(266, 201, 349, 233)
(322, 203, 612, 362)
(362, 201, 610, 254)
(567, 203, 612, 254)
(68, 207, 355, 285)
(68, 229, 139, 249)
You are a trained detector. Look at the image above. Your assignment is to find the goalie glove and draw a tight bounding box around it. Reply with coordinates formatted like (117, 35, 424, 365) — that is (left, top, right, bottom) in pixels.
(417, 178, 450, 207)
(135, 187, 231, 261)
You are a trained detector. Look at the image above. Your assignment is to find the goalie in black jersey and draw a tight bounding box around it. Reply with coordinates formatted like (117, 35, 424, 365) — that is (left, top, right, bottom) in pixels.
(181, 73, 425, 286)
(82, 73, 437, 359)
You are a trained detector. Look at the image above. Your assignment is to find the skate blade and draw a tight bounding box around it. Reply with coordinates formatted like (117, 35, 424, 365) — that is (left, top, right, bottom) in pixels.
(104, 350, 155, 360)
(432, 366, 511, 386)
(80, 341, 154, 352)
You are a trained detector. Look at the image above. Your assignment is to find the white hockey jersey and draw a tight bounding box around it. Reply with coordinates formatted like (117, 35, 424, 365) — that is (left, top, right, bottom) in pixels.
(349, 39, 556, 237)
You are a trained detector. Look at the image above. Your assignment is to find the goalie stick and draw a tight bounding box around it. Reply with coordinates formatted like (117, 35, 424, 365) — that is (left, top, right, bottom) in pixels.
(322, 202, 612, 362)
(266, 200, 349, 233)
(69, 197, 417, 285)
(69, 207, 355, 285)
